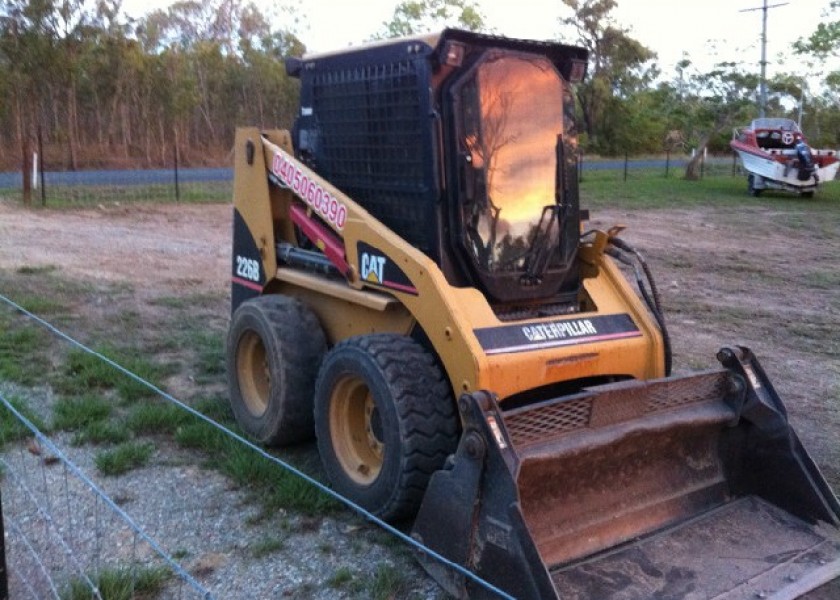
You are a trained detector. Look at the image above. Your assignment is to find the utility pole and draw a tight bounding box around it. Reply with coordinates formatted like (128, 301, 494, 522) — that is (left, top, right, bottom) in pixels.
(797, 84, 806, 126)
(740, 0, 788, 118)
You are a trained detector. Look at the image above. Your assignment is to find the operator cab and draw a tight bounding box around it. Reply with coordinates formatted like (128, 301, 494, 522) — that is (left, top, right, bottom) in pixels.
(287, 30, 587, 315)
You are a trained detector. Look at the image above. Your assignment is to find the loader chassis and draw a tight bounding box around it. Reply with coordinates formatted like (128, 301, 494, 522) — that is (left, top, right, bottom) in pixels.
(227, 29, 840, 600)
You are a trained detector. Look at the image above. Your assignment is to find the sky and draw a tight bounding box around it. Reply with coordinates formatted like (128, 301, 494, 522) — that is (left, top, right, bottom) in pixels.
(121, 0, 836, 78)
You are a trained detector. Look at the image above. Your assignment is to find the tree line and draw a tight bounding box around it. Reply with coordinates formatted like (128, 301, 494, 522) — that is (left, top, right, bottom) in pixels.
(0, 0, 304, 173)
(1, 0, 839, 177)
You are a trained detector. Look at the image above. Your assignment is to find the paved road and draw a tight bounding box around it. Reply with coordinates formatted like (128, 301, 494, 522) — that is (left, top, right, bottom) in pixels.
(0, 167, 231, 188)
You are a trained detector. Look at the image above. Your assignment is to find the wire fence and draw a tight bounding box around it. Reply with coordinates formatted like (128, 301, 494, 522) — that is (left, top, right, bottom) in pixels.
(0, 153, 741, 207)
(0, 167, 232, 207)
(0, 293, 514, 600)
(579, 152, 738, 180)
(1, 395, 213, 600)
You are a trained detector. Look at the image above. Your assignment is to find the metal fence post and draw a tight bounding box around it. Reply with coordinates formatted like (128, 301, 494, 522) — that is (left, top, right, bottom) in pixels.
(174, 139, 181, 202)
(0, 485, 8, 600)
(38, 124, 46, 206)
(21, 134, 32, 207)
(578, 150, 583, 183)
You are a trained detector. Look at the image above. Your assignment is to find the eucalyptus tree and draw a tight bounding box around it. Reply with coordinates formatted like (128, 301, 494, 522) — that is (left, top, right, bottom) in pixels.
(0, 0, 305, 176)
(792, 1, 840, 146)
(794, 1, 840, 61)
(374, 0, 486, 39)
(557, 0, 657, 155)
(676, 61, 758, 179)
(134, 0, 304, 153)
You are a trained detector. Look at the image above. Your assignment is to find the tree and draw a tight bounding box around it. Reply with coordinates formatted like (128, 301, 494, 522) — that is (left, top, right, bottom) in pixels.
(794, 1, 840, 60)
(374, 0, 485, 39)
(0, 0, 306, 176)
(676, 62, 758, 179)
(557, 0, 656, 154)
(792, 1, 840, 144)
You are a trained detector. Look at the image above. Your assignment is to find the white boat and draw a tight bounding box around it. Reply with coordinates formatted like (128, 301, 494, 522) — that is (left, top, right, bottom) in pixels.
(730, 118, 839, 197)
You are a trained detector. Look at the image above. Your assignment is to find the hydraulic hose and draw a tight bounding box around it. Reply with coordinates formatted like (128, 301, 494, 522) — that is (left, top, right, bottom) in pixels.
(607, 239, 673, 376)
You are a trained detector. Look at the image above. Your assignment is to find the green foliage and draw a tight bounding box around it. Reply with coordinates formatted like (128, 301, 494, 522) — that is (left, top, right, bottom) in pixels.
(7, 293, 65, 315)
(95, 441, 154, 476)
(375, 0, 486, 39)
(174, 418, 231, 453)
(0, 396, 46, 450)
(326, 566, 354, 589)
(250, 535, 285, 558)
(223, 446, 338, 516)
(174, 411, 338, 516)
(0, 314, 52, 387)
(15, 264, 57, 276)
(559, 0, 658, 154)
(192, 330, 225, 376)
(794, 2, 840, 59)
(37, 182, 232, 208)
(368, 564, 410, 600)
(127, 401, 192, 435)
(61, 566, 171, 600)
(172, 397, 238, 454)
(0, 0, 304, 173)
(52, 394, 113, 431)
(72, 420, 130, 446)
(55, 348, 174, 403)
(192, 395, 235, 423)
(2, 0, 839, 176)
(56, 350, 126, 393)
(580, 170, 840, 210)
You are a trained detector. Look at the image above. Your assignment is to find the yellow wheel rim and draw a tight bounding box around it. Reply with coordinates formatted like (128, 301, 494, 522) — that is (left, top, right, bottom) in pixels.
(236, 330, 270, 417)
(329, 374, 384, 485)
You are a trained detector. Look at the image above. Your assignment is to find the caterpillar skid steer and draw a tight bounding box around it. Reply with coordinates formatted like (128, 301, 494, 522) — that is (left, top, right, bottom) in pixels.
(226, 29, 840, 599)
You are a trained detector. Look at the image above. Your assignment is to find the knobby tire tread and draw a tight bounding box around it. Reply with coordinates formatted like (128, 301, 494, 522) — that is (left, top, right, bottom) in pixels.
(324, 334, 459, 521)
(228, 294, 325, 446)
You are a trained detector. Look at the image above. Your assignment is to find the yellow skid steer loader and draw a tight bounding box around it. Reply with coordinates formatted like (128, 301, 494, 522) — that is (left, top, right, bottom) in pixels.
(226, 29, 840, 599)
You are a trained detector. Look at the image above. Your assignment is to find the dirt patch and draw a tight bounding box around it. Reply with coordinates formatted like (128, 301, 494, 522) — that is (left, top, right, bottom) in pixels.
(0, 201, 234, 360)
(590, 204, 839, 472)
(1, 197, 838, 598)
(0, 201, 231, 290)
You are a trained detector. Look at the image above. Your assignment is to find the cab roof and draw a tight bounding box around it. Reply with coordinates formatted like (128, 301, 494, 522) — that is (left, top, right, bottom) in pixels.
(286, 28, 588, 83)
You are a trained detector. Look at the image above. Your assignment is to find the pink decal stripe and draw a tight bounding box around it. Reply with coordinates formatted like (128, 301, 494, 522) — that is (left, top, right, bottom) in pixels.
(382, 279, 418, 295)
(232, 276, 262, 291)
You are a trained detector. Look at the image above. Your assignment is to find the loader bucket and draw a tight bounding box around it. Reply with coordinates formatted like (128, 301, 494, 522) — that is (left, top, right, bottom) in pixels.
(412, 347, 840, 599)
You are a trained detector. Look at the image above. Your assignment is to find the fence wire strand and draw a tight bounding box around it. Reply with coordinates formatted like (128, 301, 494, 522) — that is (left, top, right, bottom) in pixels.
(0, 291, 515, 600)
(0, 395, 213, 599)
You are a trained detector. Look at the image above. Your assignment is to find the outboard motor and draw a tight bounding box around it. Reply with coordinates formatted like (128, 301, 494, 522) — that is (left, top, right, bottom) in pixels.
(795, 139, 817, 181)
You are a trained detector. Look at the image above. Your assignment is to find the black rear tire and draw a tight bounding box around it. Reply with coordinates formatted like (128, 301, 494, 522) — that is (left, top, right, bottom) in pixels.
(747, 174, 762, 197)
(313, 334, 459, 522)
(227, 295, 326, 446)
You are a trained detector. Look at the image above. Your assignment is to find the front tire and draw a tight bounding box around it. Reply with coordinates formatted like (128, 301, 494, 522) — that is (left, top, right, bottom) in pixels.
(227, 295, 326, 446)
(314, 334, 459, 522)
